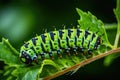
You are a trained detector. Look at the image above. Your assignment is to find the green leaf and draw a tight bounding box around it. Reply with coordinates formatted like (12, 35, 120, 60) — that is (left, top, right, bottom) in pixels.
(0, 38, 67, 79)
(0, 67, 16, 80)
(76, 8, 113, 48)
(12, 60, 60, 80)
(12, 66, 40, 80)
(38, 59, 60, 78)
(0, 38, 23, 66)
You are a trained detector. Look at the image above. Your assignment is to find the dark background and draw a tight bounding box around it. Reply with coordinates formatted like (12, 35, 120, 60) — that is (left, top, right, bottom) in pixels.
(0, 0, 119, 80)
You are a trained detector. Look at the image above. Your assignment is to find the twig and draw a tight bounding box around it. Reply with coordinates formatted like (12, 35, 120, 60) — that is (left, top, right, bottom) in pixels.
(114, 33, 120, 48)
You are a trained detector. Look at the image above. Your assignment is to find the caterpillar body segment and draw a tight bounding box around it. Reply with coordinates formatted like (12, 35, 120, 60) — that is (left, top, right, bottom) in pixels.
(20, 28, 102, 64)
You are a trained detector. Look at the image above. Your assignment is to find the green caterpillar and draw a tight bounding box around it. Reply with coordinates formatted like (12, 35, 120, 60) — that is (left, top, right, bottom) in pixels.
(20, 28, 102, 64)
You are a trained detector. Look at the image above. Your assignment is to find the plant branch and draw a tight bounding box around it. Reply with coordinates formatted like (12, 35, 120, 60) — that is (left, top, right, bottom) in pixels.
(114, 32, 120, 49)
(113, 0, 120, 49)
(105, 23, 117, 30)
(43, 48, 120, 80)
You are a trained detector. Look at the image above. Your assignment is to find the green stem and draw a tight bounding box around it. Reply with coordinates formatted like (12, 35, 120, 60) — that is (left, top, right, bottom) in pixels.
(113, 23, 120, 49)
(113, 0, 120, 49)
(114, 33, 120, 49)
(105, 23, 117, 30)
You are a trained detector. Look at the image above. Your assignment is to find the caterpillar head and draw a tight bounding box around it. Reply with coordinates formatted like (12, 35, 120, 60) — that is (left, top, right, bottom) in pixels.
(20, 49, 38, 64)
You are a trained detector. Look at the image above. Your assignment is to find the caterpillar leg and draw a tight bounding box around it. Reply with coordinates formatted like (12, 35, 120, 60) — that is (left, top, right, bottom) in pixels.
(65, 48, 70, 56)
(35, 59, 38, 64)
(49, 52, 54, 59)
(87, 50, 93, 58)
(57, 50, 62, 58)
(79, 47, 84, 53)
(73, 47, 78, 55)
(88, 50, 93, 55)
(41, 53, 45, 60)
(78, 47, 86, 56)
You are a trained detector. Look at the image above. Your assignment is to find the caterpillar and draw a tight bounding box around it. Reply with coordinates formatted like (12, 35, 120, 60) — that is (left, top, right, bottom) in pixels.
(20, 28, 102, 64)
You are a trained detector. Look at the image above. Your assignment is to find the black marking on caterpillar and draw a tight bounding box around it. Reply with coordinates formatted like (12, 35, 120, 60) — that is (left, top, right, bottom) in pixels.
(20, 28, 102, 64)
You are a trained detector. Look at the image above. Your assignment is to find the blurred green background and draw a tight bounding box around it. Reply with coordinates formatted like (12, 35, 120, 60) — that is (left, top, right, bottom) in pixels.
(0, 0, 119, 80)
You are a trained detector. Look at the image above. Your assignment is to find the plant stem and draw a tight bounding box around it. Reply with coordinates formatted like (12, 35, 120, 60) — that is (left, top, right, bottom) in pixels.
(113, 0, 120, 49)
(114, 33, 120, 49)
(105, 23, 117, 30)
(43, 48, 120, 80)
(113, 23, 120, 49)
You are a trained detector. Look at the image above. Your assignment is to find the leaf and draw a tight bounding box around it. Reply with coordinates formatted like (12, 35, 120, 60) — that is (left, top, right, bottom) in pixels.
(12, 60, 60, 80)
(0, 38, 23, 66)
(76, 8, 113, 48)
(22, 69, 39, 80)
(0, 67, 16, 80)
(0, 38, 65, 79)
(12, 66, 40, 80)
(38, 59, 60, 78)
